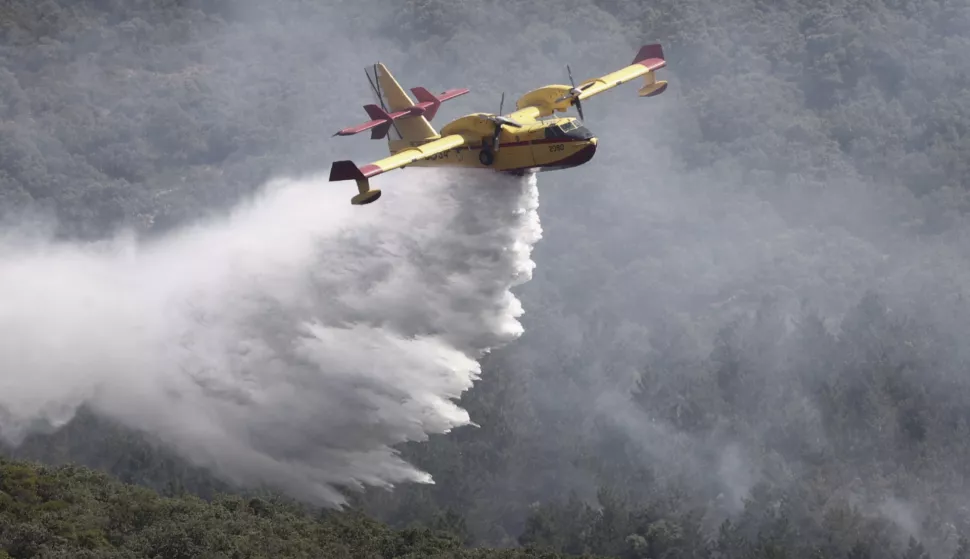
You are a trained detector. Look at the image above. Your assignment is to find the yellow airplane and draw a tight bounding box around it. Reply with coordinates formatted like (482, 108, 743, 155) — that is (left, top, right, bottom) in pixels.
(330, 44, 668, 205)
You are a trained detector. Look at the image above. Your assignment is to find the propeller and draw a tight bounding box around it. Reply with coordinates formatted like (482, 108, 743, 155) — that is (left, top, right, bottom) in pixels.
(556, 64, 586, 121)
(484, 92, 522, 154)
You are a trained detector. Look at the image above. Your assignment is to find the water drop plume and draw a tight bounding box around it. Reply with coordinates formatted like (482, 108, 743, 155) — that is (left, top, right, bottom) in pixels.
(0, 169, 542, 505)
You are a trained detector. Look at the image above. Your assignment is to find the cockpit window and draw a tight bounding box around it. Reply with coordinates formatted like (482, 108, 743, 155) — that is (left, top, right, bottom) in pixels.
(566, 124, 593, 140)
(545, 119, 592, 140)
(545, 125, 565, 139)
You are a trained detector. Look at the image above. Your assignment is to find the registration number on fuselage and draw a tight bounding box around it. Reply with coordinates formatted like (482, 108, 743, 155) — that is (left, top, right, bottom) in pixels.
(548, 144, 565, 152)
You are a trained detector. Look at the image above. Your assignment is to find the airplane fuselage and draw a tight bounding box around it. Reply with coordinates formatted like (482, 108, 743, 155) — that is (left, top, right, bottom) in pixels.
(389, 116, 597, 175)
(330, 43, 668, 205)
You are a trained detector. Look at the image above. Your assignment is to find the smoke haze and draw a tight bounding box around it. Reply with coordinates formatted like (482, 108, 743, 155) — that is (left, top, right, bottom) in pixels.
(354, 1, 970, 550)
(6, 0, 970, 555)
(0, 169, 541, 505)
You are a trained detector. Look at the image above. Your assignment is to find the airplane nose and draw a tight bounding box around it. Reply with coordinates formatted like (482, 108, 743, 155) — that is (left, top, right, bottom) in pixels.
(548, 138, 597, 168)
(571, 138, 597, 165)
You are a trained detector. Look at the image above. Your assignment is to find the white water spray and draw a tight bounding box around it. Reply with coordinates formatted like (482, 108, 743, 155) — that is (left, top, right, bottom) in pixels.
(0, 169, 542, 505)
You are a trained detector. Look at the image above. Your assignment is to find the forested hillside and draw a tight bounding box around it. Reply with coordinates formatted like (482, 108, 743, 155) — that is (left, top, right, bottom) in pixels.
(0, 455, 599, 558)
(4, 0, 970, 558)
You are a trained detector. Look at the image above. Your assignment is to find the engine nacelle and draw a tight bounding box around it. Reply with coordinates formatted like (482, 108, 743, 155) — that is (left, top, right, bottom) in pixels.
(515, 85, 573, 116)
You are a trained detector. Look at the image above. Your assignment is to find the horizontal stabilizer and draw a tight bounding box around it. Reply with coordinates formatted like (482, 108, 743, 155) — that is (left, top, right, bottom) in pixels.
(333, 105, 394, 139)
(335, 86, 470, 139)
(362, 105, 394, 139)
(410, 87, 470, 121)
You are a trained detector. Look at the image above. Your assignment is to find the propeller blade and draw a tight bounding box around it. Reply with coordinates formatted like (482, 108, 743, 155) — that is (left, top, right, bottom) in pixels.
(567, 64, 585, 121)
(492, 92, 507, 154)
(487, 115, 523, 128)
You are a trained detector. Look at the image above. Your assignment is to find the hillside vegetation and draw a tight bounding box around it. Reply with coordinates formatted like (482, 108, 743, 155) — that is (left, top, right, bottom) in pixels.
(4, 0, 970, 558)
(0, 456, 604, 559)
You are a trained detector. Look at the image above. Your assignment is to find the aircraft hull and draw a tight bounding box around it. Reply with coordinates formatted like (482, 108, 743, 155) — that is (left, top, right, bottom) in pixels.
(398, 137, 597, 174)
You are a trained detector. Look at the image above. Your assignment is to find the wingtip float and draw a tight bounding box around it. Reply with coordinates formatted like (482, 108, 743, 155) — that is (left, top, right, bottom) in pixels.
(330, 44, 669, 206)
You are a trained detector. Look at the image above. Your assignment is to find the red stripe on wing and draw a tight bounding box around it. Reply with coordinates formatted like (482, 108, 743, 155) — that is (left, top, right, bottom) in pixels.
(633, 44, 666, 71)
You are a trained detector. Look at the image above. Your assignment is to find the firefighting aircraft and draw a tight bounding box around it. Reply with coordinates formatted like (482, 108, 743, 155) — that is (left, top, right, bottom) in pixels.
(329, 44, 668, 205)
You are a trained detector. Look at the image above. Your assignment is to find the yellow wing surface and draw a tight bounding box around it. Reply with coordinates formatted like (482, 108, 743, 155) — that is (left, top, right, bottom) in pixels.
(329, 134, 470, 205)
(514, 44, 668, 117)
(575, 44, 668, 101)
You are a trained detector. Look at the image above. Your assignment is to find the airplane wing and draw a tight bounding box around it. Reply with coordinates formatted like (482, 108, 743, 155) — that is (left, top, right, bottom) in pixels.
(514, 44, 668, 117)
(573, 44, 668, 101)
(329, 133, 470, 205)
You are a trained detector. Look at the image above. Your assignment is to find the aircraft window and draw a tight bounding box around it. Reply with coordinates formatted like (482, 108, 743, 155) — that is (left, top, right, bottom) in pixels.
(559, 120, 578, 132)
(565, 125, 593, 140)
(545, 125, 565, 139)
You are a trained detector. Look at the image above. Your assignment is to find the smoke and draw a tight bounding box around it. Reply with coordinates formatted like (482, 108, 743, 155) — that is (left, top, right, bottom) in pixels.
(390, 2, 970, 548)
(0, 168, 541, 505)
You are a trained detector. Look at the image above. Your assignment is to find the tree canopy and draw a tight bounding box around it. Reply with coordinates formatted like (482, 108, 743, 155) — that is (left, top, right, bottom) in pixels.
(4, 0, 970, 558)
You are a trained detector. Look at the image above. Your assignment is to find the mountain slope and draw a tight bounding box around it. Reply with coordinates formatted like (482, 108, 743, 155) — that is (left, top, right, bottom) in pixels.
(0, 455, 603, 559)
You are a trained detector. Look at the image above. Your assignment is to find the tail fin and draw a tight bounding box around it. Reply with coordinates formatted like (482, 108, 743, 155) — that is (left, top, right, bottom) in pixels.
(365, 63, 438, 142)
